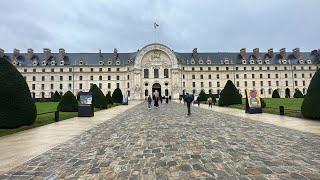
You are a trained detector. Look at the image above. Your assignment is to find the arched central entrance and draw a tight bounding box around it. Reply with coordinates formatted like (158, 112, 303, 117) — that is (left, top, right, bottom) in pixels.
(152, 83, 161, 98)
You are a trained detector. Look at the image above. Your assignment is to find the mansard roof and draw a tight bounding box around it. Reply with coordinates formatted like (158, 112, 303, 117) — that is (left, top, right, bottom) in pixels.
(2, 47, 319, 66)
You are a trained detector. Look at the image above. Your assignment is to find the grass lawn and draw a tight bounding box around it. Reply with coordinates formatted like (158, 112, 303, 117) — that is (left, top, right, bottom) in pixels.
(0, 102, 119, 137)
(229, 98, 304, 118)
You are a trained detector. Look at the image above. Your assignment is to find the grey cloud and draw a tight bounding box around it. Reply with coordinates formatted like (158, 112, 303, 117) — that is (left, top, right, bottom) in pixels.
(0, 0, 319, 53)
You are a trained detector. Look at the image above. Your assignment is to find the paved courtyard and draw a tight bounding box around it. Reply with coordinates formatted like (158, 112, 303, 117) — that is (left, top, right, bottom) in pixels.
(2, 102, 320, 179)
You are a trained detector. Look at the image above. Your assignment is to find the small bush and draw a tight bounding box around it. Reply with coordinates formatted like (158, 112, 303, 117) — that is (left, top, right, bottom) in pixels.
(0, 57, 37, 128)
(199, 89, 207, 102)
(106, 91, 113, 105)
(57, 91, 78, 112)
(112, 88, 123, 104)
(89, 84, 108, 109)
(293, 89, 304, 98)
(301, 69, 320, 119)
(260, 98, 266, 108)
(272, 89, 280, 98)
(218, 80, 242, 106)
(51, 91, 61, 102)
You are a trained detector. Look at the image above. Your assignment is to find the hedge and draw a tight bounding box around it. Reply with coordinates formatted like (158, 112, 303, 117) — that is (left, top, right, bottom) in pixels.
(89, 84, 108, 109)
(112, 88, 123, 104)
(218, 80, 242, 106)
(57, 91, 78, 112)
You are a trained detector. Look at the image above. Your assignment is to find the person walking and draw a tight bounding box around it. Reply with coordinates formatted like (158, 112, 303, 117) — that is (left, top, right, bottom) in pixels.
(184, 93, 194, 116)
(197, 96, 200, 107)
(207, 97, 213, 108)
(147, 95, 152, 109)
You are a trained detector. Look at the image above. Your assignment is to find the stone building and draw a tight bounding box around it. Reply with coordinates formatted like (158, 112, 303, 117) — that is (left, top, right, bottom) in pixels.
(1, 43, 319, 100)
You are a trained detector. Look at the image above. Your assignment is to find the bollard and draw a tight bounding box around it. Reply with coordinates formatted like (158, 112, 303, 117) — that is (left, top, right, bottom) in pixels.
(279, 106, 284, 115)
(55, 111, 59, 122)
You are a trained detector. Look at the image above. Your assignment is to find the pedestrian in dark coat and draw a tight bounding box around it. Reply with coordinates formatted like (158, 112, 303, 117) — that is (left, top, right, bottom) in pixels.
(184, 93, 194, 116)
(147, 95, 152, 109)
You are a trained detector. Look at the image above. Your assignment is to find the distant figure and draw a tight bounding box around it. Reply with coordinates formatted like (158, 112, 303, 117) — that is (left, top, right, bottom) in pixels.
(179, 96, 182, 103)
(197, 96, 200, 106)
(147, 95, 152, 109)
(207, 97, 213, 108)
(184, 93, 194, 116)
(154, 91, 159, 108)
(166, 96, 169, 104)
(160, 96, 163, 104)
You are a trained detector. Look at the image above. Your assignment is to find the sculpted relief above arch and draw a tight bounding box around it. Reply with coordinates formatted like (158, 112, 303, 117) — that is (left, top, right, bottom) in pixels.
(134, 44, 178, 69)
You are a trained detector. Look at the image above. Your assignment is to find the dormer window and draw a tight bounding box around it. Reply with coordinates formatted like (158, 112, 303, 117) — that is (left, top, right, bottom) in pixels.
(307, 60, 312, 64)
(116, 61, 120, 65)
(42, 60, 47, 66)
(60, 61, 64, 66)
(258, 60, 263, 64)
(207, 60, 211, 64)
(265, 60, 270, 64)
(51, 60, 56, 66)
(99, 61, 104, 65)
(191, 59, 195, 64)
(250, 60, 255, 64)
(282, 59, 287, 64)
(79, 60, 84, 65)
(108, 61, 112, 65)
(299, 59, 304, 64)
(224, 59, 229, 64)
(12, 60, 18, 66)
(33, 60, 38, 66)
(242, 60, 247, 64)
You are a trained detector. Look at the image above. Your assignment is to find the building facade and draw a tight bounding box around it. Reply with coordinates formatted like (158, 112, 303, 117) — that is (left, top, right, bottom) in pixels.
(1, 43, 319, 100)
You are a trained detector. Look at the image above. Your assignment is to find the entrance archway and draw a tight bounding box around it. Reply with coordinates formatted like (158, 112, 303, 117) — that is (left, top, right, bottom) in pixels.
(152, 83, 161, 98)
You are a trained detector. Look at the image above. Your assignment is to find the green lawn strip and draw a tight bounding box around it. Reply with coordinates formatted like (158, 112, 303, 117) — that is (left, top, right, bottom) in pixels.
(227, 98, 304, 118)
(0, 102, 120, 137)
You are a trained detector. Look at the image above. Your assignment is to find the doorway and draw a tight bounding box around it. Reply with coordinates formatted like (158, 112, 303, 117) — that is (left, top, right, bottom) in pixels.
(152, 83, 161, 98)
(285, 88, 290, 98)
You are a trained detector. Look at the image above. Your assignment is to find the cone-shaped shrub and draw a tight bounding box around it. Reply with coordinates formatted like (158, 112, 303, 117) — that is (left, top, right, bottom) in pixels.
(218, 80, 242, 106)
(51, 91, 61, 102)
(199, 89, 207, 102)
(89, 84, 107, 109)
(293, 89, 304, 98)
(0, 57, 37, 128)
(57, 91, 78, 112)
(272, 89, 280, 98)
(301, 69, 320, 119)
(106, 91, 113, 105)
(112, 88, 123, 104)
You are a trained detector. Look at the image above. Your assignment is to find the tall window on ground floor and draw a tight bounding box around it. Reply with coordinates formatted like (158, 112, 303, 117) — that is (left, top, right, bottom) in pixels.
(144, 69, 149, 78)
(154, 69, 159, 78)
(164, 68, 169, 78)
(165, 89, 169, 96)
(145, 89, 148, 96)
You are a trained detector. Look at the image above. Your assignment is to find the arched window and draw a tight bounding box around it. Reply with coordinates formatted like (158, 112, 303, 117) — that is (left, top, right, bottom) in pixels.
(165, 89, 169, 96)
(260, 89, 264, 95)
(154, 69, 159, 78)
(144, 69, 149, 78)
(208, 89, 212, 94)
(41, 92, 45, 99)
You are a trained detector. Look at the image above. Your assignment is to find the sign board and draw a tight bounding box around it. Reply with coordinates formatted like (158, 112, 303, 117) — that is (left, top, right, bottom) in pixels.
(78, 92, 94, 117)
(245, 89, 262, 114)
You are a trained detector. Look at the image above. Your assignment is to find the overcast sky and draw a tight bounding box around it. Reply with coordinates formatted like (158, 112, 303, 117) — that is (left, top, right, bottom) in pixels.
(1, 0, 319, 53)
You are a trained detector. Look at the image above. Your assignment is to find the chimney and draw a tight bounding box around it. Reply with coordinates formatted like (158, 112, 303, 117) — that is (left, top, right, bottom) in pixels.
(267, 48, 274, 58)
(59, 48, 65, 59)
(43, 48, 51, 60)
(280, 48, 286, 58)
(27, 48, 34, 59)
(13, 48, 20, 57)
(0, 48, 4, 58)
(253, 48, 259, 58)
(240, 48, 246, 59)
(293, 48, 300, 59)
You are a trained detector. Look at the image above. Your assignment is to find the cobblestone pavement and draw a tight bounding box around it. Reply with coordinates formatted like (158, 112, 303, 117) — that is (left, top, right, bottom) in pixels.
(2, 102, 320, 180)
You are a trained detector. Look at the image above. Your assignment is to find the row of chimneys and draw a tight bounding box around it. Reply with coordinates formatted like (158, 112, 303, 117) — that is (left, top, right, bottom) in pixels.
(0, 48, 66, 60)
(240, 48, 301, 59)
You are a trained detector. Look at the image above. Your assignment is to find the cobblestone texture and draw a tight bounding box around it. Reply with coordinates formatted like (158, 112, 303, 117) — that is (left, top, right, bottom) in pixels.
(2, 102, 320, 179)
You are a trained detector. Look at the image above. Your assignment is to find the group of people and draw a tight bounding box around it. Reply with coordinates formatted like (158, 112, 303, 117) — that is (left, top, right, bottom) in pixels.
(147, 93, 171, 110)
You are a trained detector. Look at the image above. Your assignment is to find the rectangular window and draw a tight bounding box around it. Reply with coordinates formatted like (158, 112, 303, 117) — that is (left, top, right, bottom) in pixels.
(260, 81, 263, 86)
(108, 83, 111, 89)
(42, 69, 45, 72)
(51, 76, 54, 81)
(33, 76, 36, 81)
(99, 76, 102, 80)
(90, 76, 93, 80)
(42, 76, 45, 81)
(303, 81, 305, 86)
(164, 69, 169, 78)
(99, 68, 102, 72)
(69, 76, 72, 81)
(116, 76, 120, 80)
(80, 68, 83, 72)
(79, 76, 83, 81)
(260, 74, 263, 78)
(236, 74, 239, 79)
(127, 82, 130, 88)
(268, 74, 270, 78)
(59, 84, 63, 90)
(50, 84, 54, 90)
(154, 69, 159, 78)
(236, 81, 239, 87)
(91, 68, 94, 72)
(217, 74, 220, 79)
(201, 82, 204, 87)
(117, 68, 120, 72)
(244, 81, 247, 87)
(217, 82, 220, 87)
(68, 83, 72, 89)
(252, 81, 255, 87)
(209, 81, 212, 87)
(69, 68, 72, 72)
(268, 81, 271, 86)
(226, 74, 229, 79)
(24, 69, 27, 72)
(60, 76, 63, 81)
(252, 74, 255, 78)
(108, 68, 111, 72)
(144, 69, 149, 78)
(41, 84, 44, 90)
(32, 84, 35, 90)
(192, 82, 196, 87)
(60, 68, 63, 72)
(244, 74, 247, 79)
(99, 83, 102, 89)
(116, 83, 120, 88)
(286, 81, 288, 86)
(51, 68, 54, 72)
(295, 81, 298, 86)
(276, 81, 279, 86)
(33, 69, 36, 72)
(79, 83, 83, 89)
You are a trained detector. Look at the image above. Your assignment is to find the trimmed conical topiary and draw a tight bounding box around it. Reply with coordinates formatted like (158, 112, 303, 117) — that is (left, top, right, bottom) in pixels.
(199, 89, 207, 102)
(218, 80, 242, 106)
(293, 89, 304, 98)
(51, 91, 61, 102)
(112, 88, 123, 104)
(272, 89, 280, 98)
(57, 91, 78, 112)
(0, 57, 37, 128)
(89, 84, 108, 109)
(105, 91, 113, 105)
(301, 69, 320, 119)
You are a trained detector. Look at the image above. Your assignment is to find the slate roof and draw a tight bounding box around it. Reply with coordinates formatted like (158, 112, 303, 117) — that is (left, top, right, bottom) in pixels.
(3, 47, 320, 66)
